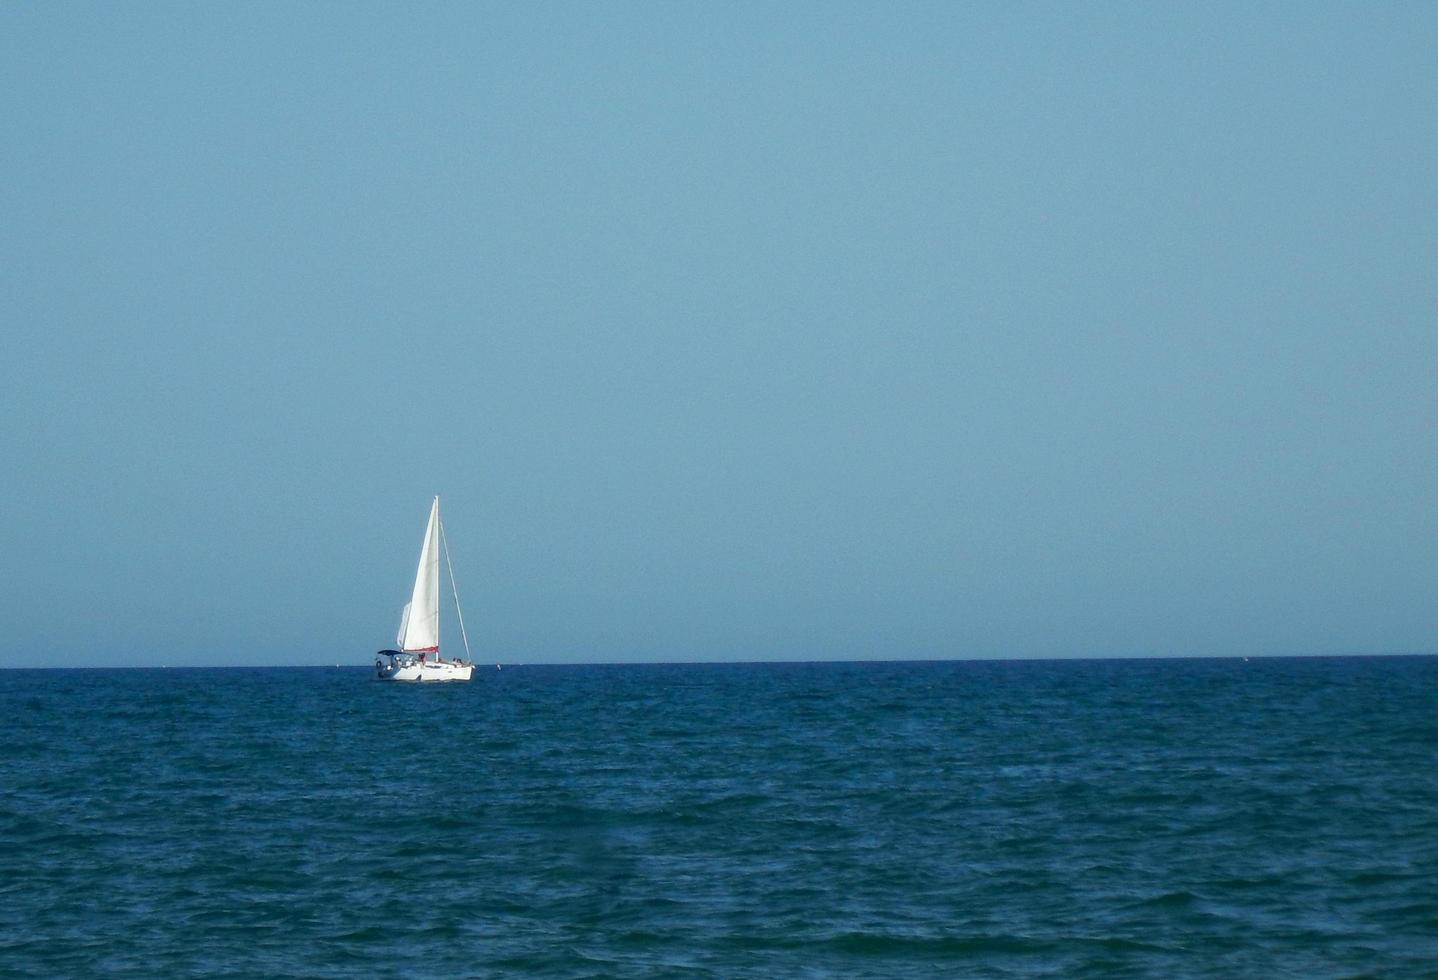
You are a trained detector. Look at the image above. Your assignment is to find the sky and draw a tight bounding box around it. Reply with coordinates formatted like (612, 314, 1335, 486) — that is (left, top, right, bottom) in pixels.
(2, 3, 1435, 666)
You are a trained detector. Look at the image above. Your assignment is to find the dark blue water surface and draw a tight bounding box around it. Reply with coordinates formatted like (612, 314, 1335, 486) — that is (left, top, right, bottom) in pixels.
(4, 657, 1437, 978)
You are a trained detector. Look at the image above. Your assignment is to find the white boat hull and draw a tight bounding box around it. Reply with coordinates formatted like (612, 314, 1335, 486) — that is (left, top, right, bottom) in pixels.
(375, 654, 474, 683)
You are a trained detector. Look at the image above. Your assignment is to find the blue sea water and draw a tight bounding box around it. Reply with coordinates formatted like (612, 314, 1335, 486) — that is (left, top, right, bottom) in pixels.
(3, 657, 1437, 978)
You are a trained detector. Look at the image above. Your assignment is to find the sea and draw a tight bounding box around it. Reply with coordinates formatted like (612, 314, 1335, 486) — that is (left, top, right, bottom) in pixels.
(4, 656, 1436, 978)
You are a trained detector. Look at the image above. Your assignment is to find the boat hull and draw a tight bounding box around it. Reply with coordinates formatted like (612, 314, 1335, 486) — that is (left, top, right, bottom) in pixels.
(375, 655, 473, 683)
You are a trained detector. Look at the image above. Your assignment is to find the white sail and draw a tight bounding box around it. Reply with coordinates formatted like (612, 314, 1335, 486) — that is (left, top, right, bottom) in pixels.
(398, 497, 441, 652)
(396, 602, 412, 648)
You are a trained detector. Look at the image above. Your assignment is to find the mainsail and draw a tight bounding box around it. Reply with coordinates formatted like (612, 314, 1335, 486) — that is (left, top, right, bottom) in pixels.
(397, 497, 441, 652)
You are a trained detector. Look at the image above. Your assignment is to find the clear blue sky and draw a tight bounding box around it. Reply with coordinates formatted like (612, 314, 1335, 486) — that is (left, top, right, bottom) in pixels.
(3, 3, 1435, 666)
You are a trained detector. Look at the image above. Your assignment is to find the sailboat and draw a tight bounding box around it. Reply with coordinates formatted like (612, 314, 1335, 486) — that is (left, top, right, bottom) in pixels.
(374, 496, 475, 682)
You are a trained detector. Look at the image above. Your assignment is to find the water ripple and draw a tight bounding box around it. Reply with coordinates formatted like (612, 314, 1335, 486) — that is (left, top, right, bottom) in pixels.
(2, 657, 1437, 977)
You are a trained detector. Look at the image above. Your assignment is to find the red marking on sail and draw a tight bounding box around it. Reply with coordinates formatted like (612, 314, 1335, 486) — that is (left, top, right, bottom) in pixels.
(405, 646, 439, 653)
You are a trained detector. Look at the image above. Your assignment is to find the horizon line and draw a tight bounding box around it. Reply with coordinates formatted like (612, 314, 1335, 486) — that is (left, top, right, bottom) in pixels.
(4, 651, 1435, 671)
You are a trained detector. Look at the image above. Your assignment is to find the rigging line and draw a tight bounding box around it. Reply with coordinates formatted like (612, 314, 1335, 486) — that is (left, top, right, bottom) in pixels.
(440, 515, 473, 661)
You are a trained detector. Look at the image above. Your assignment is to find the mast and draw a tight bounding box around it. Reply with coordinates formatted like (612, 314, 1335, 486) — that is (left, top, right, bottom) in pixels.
(434, 495, 441, 658)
